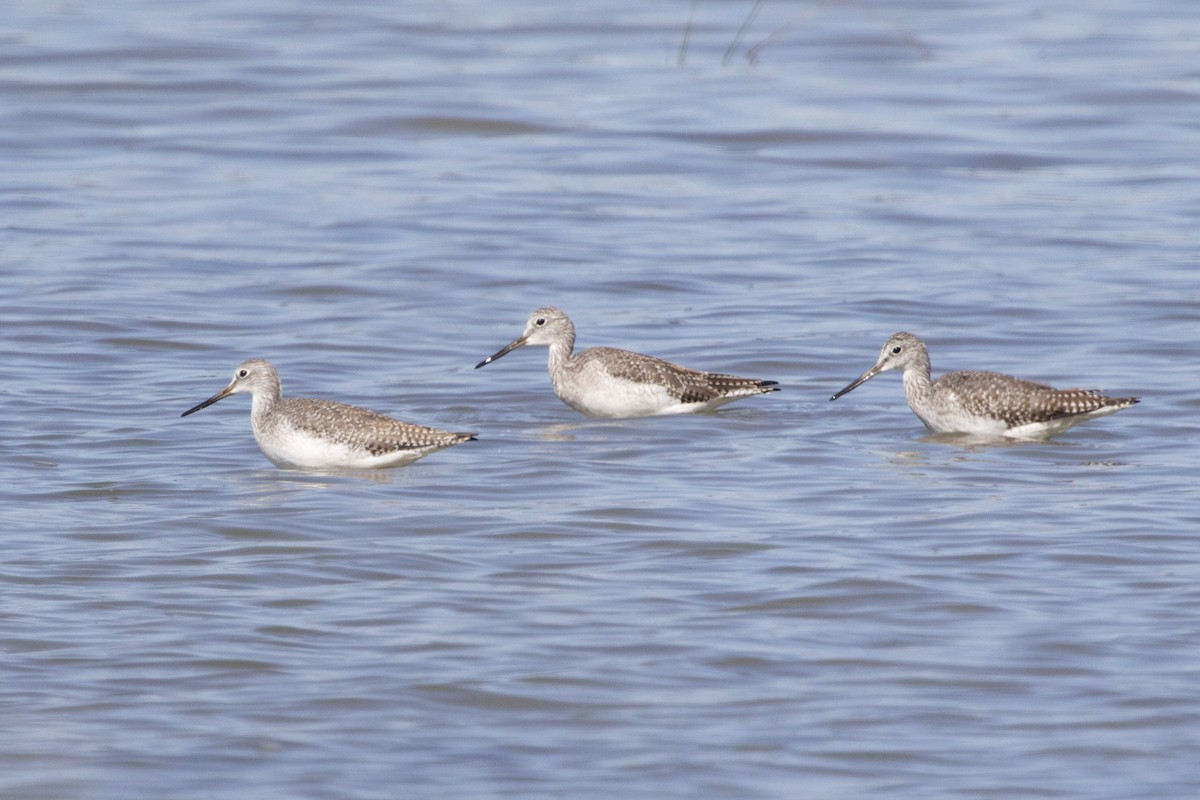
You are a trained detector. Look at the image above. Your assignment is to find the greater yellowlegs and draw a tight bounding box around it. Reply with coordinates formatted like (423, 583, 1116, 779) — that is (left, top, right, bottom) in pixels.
(475, 307, 778, 418)
(181, 359, 476, 469)
(830, 332, 1139, 438)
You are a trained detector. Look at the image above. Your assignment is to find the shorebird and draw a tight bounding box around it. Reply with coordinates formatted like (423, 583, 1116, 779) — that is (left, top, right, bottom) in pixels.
(830, 332, 1138, 438)
(475, 307, 778, 418)
(181, 359, 475, 469)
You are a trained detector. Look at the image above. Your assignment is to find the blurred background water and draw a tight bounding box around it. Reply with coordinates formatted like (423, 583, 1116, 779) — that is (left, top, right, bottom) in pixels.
(2, 1, 1198, 798)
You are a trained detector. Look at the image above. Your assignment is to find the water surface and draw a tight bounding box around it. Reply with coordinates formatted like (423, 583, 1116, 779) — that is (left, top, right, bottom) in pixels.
(2, 1, 1198, 798)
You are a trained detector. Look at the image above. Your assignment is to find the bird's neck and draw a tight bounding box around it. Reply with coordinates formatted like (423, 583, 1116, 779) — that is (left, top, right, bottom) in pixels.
(250, 382, 282, 425)
(901, 357, 935, 406)
(546, 331, 576, 376)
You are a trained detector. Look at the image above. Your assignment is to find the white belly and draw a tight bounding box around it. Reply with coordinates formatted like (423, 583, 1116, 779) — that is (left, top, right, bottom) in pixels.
(254, 424, 430, 469)
(554, 373, 692, 418)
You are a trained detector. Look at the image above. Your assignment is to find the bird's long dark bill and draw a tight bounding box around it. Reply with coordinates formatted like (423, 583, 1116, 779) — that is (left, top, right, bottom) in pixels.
(181, 386, 234, 417)
(474, 336, 526, 369)
(829, 368, 879, 401)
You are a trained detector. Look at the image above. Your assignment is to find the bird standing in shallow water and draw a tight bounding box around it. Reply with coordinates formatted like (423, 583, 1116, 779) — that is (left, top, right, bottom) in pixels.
(181, 359, 476, 469)
(475, 307, 778, 418)
(830, 332, 1138, 439)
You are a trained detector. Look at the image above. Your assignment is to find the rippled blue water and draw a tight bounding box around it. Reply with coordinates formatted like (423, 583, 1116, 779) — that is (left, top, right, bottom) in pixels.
(3, 1, 1199, 798)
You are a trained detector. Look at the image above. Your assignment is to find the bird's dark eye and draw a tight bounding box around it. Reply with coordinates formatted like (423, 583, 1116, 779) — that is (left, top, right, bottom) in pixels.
(238, 369, 249, 378)
(891, 346, 902, 354)
(536, 318, 546, 326)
